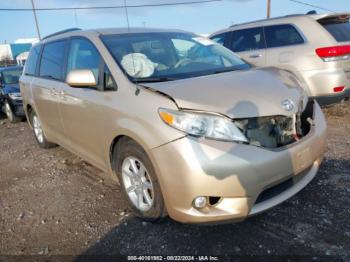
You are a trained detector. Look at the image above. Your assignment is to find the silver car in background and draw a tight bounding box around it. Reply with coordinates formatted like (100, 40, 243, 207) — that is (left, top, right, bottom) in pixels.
(210, 12, 350, 106)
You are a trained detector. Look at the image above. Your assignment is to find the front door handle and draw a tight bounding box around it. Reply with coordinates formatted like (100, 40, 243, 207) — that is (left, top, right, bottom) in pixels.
(249, 54, 262, 58)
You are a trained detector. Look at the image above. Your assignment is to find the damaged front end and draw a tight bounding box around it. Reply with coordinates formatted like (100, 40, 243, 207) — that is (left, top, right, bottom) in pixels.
(235, 101, 315, 149)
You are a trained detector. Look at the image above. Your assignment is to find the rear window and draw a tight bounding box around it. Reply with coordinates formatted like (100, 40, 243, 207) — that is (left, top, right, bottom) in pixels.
(39, 40, 67, 81)
(264, 24, 304, 48)
(24, 45, 41, 76)
(320, 17, 350, 42)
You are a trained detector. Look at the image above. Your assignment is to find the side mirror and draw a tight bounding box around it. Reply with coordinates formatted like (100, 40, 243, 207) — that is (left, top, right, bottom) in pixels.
(66, 69, 97, 88)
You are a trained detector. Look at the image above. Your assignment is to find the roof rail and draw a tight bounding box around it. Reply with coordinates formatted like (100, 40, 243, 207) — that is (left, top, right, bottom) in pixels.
(42, 28, 82, 40)
(229, 13, 307, 28)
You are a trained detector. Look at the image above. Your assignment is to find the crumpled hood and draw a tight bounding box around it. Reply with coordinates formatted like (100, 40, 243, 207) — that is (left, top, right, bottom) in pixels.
(2, 84, 20, 95)
(142, 67, 305, 119)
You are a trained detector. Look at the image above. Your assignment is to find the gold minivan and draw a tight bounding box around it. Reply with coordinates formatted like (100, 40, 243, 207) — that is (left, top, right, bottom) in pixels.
(20, 28, 327, 224)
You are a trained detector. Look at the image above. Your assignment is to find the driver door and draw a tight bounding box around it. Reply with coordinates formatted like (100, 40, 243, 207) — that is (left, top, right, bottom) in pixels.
(59, 37, 107, 169)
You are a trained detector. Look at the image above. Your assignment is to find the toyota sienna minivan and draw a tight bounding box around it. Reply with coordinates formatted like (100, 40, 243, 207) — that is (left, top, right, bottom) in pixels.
(210, 12, 350, 106)
(20, 28, 327, 223)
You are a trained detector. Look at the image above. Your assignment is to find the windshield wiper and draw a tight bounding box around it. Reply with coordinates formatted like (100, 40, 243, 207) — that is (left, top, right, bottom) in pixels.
(212, 68, 238, 74)
(134, 77, 178, 83)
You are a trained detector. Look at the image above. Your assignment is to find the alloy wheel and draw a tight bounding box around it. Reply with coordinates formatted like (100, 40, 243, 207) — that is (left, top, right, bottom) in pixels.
(33, 115, 44, 144)
(121, 156, 154, 212)
(5, 102, 13, 122)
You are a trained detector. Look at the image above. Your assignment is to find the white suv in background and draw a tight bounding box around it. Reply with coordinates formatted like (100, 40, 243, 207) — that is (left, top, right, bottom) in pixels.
(210, 13, 350, 106)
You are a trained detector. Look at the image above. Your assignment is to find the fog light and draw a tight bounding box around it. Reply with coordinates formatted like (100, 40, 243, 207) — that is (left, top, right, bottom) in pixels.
(193, 196, 207, 208)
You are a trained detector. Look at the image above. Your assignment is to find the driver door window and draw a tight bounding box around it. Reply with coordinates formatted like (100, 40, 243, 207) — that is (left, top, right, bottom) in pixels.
(67, 38, 101, 85)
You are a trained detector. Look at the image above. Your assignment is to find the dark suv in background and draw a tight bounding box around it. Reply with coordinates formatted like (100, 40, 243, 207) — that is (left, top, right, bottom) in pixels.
(0, 66, 25, 122)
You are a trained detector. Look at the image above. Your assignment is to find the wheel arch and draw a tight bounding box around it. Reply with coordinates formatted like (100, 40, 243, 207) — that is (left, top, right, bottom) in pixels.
(25, 103, 34, 127)
(109, 134, 149, 173)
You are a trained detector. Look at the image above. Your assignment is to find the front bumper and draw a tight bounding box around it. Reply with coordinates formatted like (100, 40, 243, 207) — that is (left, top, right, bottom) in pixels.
(150, 103, 327, 224)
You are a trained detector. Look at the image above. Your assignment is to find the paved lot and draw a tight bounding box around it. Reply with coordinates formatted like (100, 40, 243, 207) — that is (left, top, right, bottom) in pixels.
(0, 102, 349, 260)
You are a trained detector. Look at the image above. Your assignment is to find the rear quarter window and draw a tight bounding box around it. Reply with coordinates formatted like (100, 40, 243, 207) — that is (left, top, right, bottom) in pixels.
(264, 24, 304, 48)
(24, 45, 41, 76)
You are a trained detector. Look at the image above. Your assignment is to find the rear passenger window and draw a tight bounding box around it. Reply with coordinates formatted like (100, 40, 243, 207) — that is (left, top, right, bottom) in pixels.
(231, 27, 265, 52)
(39, 41, 66, 80)
(264, 24, 304, 48)
(24, 45, 41, 76)
(67, 38, 101, 84)
(211, 33, 228, 45)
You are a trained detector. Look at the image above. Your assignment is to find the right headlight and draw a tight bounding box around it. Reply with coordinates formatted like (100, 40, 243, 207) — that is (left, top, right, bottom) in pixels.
(158, 108, 248, 143)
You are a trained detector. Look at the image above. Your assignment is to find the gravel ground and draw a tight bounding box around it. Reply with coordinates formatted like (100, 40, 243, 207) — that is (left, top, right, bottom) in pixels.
(0, 102, 349, 260)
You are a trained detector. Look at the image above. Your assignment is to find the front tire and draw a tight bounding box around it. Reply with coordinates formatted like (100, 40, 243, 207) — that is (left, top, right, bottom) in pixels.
(4, 101, 21, 123)
(29, 110, 56, 149)
(114, 138, 166, 221)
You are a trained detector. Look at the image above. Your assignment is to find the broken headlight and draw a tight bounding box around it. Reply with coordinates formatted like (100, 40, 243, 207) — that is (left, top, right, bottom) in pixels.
(158, 108, 248, 143)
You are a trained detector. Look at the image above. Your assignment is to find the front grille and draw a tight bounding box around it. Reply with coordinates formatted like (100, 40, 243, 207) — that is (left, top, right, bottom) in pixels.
(254, 165, 312, 205)
(234, 101, 314, 149)
(255, 178, 293, 204)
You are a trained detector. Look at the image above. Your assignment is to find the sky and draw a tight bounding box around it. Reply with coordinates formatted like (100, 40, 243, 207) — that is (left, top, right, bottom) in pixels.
(0, 0, 349, 43)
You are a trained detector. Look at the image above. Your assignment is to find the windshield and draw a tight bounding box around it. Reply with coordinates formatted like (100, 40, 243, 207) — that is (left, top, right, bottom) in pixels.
(2, 69, 22, 85)
(101, 32, 250, 82)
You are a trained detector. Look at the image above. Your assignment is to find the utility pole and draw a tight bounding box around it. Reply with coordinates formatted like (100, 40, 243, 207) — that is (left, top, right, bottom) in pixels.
(267, 0, 271, 19)
(30, 0, 41, 40)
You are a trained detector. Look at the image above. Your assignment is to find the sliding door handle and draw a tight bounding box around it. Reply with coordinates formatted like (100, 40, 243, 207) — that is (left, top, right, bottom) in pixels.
(249, 54, 262, 58)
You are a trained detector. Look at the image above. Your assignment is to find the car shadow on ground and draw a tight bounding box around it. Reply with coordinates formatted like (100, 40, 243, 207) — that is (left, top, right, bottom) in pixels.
(75, 158, 350, 260)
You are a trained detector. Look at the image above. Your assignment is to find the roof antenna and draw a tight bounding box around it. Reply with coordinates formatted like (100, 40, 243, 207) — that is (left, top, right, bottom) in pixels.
(124, 0, 140, 96)
(124, 0, 131, 32)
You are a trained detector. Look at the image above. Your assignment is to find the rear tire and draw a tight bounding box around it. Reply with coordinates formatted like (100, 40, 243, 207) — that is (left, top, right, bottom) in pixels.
(29, 110, 57, 149)
(114, 138, 166, 221)
(4, 101, 21, 123)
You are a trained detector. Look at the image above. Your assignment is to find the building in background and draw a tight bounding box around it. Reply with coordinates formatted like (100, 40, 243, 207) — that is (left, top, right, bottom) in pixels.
(0, 38, 38, 66)
(16, 51, 30, 66)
